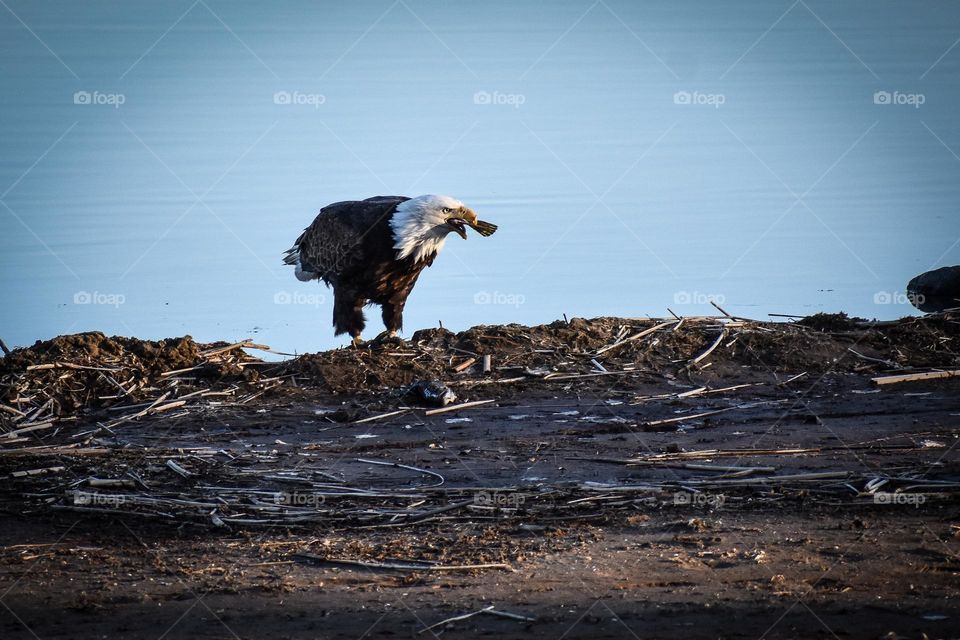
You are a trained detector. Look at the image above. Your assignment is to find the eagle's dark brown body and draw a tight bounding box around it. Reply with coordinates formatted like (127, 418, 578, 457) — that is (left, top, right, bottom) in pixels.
(285, 196, 436, 340)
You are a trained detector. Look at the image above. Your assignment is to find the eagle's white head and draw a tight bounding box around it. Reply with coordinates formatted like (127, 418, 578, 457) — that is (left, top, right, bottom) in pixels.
(390, 194, 497, 264)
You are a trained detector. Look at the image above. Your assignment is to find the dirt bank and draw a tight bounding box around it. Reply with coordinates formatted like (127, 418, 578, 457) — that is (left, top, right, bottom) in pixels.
(1, 313, 958, 639)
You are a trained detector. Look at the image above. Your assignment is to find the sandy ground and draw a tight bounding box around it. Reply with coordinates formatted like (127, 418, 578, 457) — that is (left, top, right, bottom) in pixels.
(1, 315, 959, 639)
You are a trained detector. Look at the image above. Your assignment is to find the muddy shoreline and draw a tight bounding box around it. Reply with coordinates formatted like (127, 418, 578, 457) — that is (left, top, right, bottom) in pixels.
(1, 313, 959, 639)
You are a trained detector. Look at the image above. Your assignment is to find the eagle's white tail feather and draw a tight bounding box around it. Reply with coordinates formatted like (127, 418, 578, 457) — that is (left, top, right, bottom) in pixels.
(294, 264, 314, 281)
(283, 245, 317, 281)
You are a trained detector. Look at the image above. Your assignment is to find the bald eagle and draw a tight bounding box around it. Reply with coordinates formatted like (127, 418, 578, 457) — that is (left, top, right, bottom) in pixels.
(283, 195, 497, 345)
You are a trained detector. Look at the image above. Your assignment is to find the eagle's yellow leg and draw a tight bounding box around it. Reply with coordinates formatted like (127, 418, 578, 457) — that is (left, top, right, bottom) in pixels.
(351, 335, 363, 348)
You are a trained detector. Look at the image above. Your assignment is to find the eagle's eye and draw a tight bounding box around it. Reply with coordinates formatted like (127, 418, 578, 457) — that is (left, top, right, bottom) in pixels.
(442, 207, 452, 214)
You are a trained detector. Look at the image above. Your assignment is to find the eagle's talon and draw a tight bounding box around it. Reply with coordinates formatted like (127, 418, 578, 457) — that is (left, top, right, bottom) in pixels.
(371, 331, 404, 347)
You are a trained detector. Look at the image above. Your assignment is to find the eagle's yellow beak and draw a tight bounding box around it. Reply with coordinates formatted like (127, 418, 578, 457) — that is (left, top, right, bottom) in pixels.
(448, 207, 497, 240)
(447, 207, 497, 240)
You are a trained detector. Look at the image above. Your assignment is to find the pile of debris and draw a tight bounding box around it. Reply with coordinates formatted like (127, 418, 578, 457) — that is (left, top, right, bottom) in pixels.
(7, 443, 956, 532)
(0, 333, 284, 448)
(286, 311, 960, 393)
(1, 312, 958, 447)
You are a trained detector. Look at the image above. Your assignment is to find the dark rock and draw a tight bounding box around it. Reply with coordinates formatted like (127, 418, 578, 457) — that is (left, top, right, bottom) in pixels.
(907, 265, 960, 312)
(407, 379, 457, 406)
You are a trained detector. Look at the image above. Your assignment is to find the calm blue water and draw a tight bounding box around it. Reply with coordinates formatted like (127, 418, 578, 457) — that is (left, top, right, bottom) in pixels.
(2, 1, 959, 353)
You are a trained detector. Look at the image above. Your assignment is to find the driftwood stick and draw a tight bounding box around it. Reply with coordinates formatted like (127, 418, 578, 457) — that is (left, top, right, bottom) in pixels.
(710, 300, 734, 318)
(454, 357, 477, 373)
(152, 400, 186, 414)
(23, 399, 53, 423)
(630, 447, 820, 461)
(293, 554, 514, 573)
(418, 606, 534, 634)
(0, 404, 26, 417)
(780, 372, 808, 385)
(847, 348, 899, 368)
(101, 392, 171, 428)
(595, 320, 677, 356)
(684, 470, 851, 485)
(481, 608, 537, 622)
(0, 446, 111, 456)
(424, 399, 495, 416)
(0, 337, 10, 356)
(354, 458, 445, 486)
(418, 607, 495, 634)
(690, 330, 727, 366)
(159, 365, 202, 378)
(88, 478, 136, 488)
(625, 460, 776, 473)
(447, 376, 526, 387)
(10, 465, 64, 478)
(165, 459, 192, 477)
(352, 409, 410, 425)
(26, 362, 119, 372)
(2, 421, 54, 439)
(544, 371, 634, 382)
(872, 369, 960, 385)
(199, 339, 253, 358)
(358, 499, 475, 529)
(643, 406, 735, 427)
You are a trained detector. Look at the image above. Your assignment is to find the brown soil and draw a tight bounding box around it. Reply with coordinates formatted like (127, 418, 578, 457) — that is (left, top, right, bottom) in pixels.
(1, 314, 959, 639)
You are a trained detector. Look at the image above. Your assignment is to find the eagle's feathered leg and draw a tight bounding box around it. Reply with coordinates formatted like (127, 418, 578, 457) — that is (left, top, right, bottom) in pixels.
(332, 288, 366, 345)
(381, 301, 404, 338)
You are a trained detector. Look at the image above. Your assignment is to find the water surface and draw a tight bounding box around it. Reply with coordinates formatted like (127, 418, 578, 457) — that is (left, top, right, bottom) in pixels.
(2, 1, 958, 353)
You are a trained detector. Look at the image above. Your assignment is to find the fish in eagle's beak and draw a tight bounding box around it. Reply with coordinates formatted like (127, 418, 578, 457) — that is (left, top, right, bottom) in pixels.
(446, 210, 498, 240)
